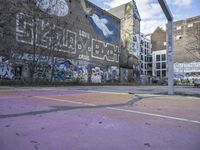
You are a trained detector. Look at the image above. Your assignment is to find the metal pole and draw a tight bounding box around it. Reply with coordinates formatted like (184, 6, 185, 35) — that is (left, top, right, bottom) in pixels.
(167, 21, 174, 95)
(158, 0, 174, 95)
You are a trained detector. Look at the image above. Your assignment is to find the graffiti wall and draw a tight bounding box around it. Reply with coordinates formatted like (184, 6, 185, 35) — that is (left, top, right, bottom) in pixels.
(174, 62, 200, 79)
(0, 0, 122, 83)
(52, 59, 119, 83)
(15, 0, 120, 65)
(53, 59, 76, 81)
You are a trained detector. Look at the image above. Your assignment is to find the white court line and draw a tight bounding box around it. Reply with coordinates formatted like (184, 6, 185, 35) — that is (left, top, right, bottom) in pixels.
(85, 90, 130, 95)
(34, 96, 200, 124)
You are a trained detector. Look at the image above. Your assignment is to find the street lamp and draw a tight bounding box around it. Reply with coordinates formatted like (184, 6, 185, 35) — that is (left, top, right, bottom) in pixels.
(158, 0, 174, 95)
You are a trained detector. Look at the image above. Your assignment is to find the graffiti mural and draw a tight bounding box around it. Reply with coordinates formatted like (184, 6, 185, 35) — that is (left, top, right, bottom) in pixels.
(0, 57, 14, 79)
(53, 59, 77, 81)
(81, 0, 120, 43)
(16, 13, 119, 63)
(34, 64, 52, 80)
(88, 10, 120, 44)
(92, 39, 119, 62)
(35, 0, 69, 17)
(77, 30, 91, 61)
(91, 67, 103, 83)
(16, 13, 33, 45)
(107, 66, 119, 82)
(77, 66, 88, 82)
(16, 13, 119, 62)
(174, 62, 200, 79)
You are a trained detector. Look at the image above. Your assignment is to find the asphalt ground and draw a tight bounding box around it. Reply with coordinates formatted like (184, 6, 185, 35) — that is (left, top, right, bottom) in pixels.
(0, 87, 200, 150)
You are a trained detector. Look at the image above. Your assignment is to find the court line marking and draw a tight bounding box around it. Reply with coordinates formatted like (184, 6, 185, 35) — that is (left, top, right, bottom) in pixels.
(34, 96, 200, 124)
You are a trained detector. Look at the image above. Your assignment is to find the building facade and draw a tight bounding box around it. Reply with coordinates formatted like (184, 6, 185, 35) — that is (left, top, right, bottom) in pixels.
(109, 0, 141, 82)
(140, 33, 152, 83)
(151, 16, 200, 81)
(0, 0, 121, 83)
(173, 16, 200, 63)
(152, 50, 167, 79)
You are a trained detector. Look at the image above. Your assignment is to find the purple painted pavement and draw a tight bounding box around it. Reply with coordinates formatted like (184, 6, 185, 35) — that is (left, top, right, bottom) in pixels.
(0, 89, 200, 150)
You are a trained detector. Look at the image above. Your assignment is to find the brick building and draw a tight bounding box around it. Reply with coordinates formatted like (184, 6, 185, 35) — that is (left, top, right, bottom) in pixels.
(0, 0, 121, 83)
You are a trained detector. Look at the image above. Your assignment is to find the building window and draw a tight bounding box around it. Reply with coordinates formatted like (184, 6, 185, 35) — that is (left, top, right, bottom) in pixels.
(162, 70, 166, 77)
(148, 56, 152, 62)
(156, 55, 160, 61)
(141, 63, 143, 69)
(176, 26, 182, 30)
(141, 47, 143, 53)
(162, 54, 166, 61)
(157, 71, 161, 77)
(145, 56, 147, 62)
(188, 23, 193, 28)
(145, 49, 147, 55)
(156, 63, 160, 69)
(162, 62, 166, 69)
(141, 55, 143, 61)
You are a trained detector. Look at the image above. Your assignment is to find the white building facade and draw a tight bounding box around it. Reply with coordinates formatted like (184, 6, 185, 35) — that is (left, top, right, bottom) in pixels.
(139, 33, 152, 83)
(152, 50, 167, 79)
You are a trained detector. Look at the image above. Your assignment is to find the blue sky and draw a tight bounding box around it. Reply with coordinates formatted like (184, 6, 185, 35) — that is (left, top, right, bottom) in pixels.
(89, 0, 200, 34)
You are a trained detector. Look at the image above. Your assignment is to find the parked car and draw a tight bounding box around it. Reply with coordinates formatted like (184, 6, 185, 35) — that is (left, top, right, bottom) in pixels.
(193, 79, 200, 87)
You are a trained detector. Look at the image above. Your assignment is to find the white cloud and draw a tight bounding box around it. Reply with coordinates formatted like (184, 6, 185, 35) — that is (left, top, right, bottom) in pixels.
(167, 0, 192, 7)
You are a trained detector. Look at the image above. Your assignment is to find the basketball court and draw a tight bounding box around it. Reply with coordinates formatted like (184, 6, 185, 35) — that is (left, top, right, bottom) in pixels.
(0, 87, 200, 150)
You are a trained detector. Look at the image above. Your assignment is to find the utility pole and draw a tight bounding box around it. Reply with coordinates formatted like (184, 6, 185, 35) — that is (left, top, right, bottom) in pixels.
(158, 0, 174, 95)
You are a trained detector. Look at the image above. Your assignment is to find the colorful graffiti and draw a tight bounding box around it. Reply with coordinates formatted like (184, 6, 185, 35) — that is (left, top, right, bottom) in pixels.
(91, 67, 103, 83)
(0, 57, 14, 79)
(77, 66, 88, 82)
(174, 62, 200, 79)
(35, 0, 69, 16)
(53, 59, 76, 81)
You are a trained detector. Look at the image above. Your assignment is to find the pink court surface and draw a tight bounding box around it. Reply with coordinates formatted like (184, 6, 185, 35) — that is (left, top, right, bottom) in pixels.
(0, 87, 200, 150)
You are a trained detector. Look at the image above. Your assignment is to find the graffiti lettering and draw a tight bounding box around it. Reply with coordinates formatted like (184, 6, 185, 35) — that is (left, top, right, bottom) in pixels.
(16, 13, 33, 44)
(92, 39, 119, 62)
(37, 20, 51, 48)
(16, 13, 119, 63)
